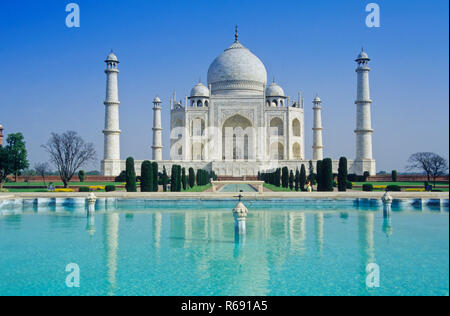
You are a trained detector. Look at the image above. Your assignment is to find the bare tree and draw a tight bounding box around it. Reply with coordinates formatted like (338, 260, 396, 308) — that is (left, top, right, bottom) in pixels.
(42, 131, 96, 188)
(406, 152, 449, 187)
(35, 162, 51, 186)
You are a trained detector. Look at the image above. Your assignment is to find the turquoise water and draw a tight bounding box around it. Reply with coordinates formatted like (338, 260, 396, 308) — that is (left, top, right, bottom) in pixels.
(219, 184, 257, 192)
(0, 201, 448, 296)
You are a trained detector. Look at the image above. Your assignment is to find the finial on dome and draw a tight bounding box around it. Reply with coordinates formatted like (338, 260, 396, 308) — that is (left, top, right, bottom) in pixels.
(235, 25, 239, 43)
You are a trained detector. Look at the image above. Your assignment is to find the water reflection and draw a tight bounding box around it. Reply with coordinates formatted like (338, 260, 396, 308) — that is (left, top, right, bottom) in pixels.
(60, 208, 399, 295)
(103, 213, 119, 296)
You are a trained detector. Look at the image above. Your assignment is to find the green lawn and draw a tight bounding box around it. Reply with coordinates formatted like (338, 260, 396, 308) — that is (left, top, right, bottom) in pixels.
(263, 183, 295, 192)
(182, 184, 212, 192)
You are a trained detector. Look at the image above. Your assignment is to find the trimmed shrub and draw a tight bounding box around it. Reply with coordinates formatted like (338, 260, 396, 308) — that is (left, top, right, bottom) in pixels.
(386, 185, 401, 192)
(78, 170, 85, 183)
(362, 184, 374, 192)
(152, 162, 159, 192)
(316, 160, 323, 191)
(162, 167, 169, 192)
(79, 187, 90, 192)
(188, 168, 195, 188)
(289, 170, 294, 190)
(363, 171, 370, 182)
(321, 159, 334, 192)
(392, 170, 398, 182)
(300, 164, 307, 192)
(105, 185, 116, 192)
(115, 171, 126, 182)
(294, 169, 300, 191)
(346, 181, 353, 190)
(338, 157, 348, 192)
(125, 157, 137, 192)
(282, 167, 289, 188)
(181, 168, 187, 190)
(140, 161, 153, 192)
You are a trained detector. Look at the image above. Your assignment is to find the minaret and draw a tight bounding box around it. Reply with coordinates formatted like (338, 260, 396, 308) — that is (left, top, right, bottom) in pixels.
(0, 125, 3, 147)
(102, 51, 121, 176)
(354, 49, 375, 174)
(312, 96, 323, 160)
(152, 96, 163, 161)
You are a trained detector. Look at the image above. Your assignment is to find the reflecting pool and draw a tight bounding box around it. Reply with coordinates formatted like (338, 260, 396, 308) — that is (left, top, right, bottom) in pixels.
(0, 201, 448, 296)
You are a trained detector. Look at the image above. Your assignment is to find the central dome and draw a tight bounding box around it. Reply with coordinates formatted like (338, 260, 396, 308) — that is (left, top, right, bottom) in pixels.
(207, 41, 267, 95)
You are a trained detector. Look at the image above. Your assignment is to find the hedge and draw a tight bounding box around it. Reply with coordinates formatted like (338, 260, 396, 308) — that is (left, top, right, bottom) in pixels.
(79, 187, 90, 192)
(386, 185, 401, 192)
(362, 184, 374, 192)
(105, 185, 116, 192)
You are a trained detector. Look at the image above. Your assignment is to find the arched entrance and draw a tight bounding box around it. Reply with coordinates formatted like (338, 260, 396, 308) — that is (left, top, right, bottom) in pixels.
(222, 114, 254, 161)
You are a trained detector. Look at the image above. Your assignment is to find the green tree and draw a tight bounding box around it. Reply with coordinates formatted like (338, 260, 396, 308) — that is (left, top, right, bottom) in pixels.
(6, 133, 29, 182)
(140, 161, 153, 192)
(125, 157, 137, 192)
(294, 169, 300, 192)
(78, 170, 85, 183)
(338, 157, 348, 192)
(181, 168, 187, 190)
(316, 160, 323, 191)
(281, 167, 288, 188)
(300, 164, 307, 191)
(162, 166, 169, 192)
(322, 158, 334, 192)
(289, 170, 294, 190)
(188, 168, 195, 188)
(392, 170, 398, 182)
(0, 146, 13, 189)
(152, 162, 159, 192)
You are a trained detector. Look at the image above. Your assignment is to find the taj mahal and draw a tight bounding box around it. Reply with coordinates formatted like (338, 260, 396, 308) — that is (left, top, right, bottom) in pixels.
(101, 29, 376, 177)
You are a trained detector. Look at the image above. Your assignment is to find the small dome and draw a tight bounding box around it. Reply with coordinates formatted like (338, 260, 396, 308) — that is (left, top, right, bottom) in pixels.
(314, 95, 321, 103)
(153, 96, 161, 103)
(190, 83, 210, 97)
(356, 50, 370, 61)
(105, 51, 119, 63)
(266, 82, 285, 97)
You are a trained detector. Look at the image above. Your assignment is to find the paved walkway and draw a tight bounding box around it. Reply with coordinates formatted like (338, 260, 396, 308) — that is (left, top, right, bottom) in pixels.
(1, 191, 448, 201)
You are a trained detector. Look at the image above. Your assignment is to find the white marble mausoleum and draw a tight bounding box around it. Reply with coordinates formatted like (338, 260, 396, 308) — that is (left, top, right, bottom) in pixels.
(101, 29, 376, 177)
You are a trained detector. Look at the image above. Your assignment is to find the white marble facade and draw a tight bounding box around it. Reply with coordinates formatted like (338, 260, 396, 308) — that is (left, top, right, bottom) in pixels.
(101, 31, 376, 177)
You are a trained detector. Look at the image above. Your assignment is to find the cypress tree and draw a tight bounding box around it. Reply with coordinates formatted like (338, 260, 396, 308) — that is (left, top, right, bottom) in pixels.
(176, 165, 182, 191)
(171, 165, 177, 192)
(300, 164, 307, 191)
(316, 160, 323, 191)
(282, 167, 289, 188)
(322, 158, 334, 192)
(338, 157, 348, 192)
(152, 162, 159, 192)
(140, 160, 153, 192)
(125, 157, 137, 192)
(289, 170, 294, 190)
(162, 166, 168, 192)
(182, 168, 187, 190)
(275, 168, 281, 187)
(295, 169, 300, 192)
(392, 170, 398, 182)
(188, 168, 195, 188)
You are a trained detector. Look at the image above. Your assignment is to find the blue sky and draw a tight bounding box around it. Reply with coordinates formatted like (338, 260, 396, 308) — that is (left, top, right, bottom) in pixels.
(0, 0, 448, 172)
